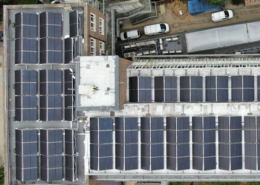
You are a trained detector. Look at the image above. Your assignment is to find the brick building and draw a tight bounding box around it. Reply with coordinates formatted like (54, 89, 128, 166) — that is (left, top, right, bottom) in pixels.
(87, 5, 106, 56)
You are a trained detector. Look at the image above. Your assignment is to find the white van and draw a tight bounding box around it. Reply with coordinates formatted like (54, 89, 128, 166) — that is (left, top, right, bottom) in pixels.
(212, 10, 233, 22)
(144, 23, 170, 36)
(120, 29, 141, 41)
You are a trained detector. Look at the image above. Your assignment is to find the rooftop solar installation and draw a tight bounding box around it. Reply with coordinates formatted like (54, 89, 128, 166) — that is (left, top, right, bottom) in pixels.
(192, 117, 216, 170)
(128, 75, 259, 103)
(8, 8, 82, 184)
(219, 117, 242, 170)
(15, 129, 75, 182)
(155, 76, 177, 102)
(129, 77, 152, 102)
(90, 118, 113, 170)
(141, 117, 164, 170)
(115, 117, 138, 170)
(15, 13, 38, 64)
(244, 116, 259, 170)
(167, 117, 190, 170)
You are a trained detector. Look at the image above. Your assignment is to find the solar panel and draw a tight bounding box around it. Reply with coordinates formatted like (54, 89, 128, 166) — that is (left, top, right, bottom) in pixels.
(245, 157, 257, 170)
(231, 157, 242, 170)
(192, 117, 216, 170)
(190, 77, 203, 102)
(244, 117, 257, 170)
(40, 38, 63, 64)
(16, 133, 37, 155)
(129, 77, 138, 102)
(138, 77, 152, 102)
(166, 117, 190, 170)
(206, 76, 216, 102)
(99, 157, 113, 170)
(192, 130, 202, 143)
(178, 157, 190, 170)
(69, 11, 78, 37)
(180, 75, 190, 101)
(219, 116, 242, 170)
(193, 157, 203, 170)
(15, 13, 38, 26)
(204, 157, 216, 170)
(125, 157, 138, 170)
(16, 167, 38, 181)
(219, 157, 229, 170)
(139, 90, 152, 102)
(231, 76, 243, 102)
(15, 39, 38, 64)
(243, 76, 254, 101)
(154, 77, 164, 102)
(16, 130, 38, 142)
(22, 109, 38, 121)
(65, 38, 73, 63)
(90, 118, 113, 170)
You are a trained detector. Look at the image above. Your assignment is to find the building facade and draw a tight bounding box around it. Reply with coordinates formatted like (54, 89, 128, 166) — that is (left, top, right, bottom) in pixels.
(87, 5, 106, 56)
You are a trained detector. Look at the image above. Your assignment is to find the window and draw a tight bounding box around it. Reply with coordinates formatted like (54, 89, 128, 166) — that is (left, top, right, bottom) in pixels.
(90, 38, 96, 55)
(90, 13, 96, 31)
(99, 18, 104, 35)
(99, 41, 105, 55)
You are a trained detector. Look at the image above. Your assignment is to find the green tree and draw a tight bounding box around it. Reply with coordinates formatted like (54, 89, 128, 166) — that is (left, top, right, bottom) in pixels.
(204, 0, 229, 7)
(0, 166, 4, 185)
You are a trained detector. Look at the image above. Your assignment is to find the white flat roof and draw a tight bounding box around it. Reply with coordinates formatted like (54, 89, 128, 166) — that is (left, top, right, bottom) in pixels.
(76, 56, 118, 109)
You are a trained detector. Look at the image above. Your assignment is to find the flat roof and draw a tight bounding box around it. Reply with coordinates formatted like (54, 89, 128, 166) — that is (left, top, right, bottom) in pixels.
(75, 56, 120, 111)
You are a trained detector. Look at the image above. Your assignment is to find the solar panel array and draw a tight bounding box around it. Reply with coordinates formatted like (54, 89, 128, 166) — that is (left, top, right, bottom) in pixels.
(40, 12, 63, 64)
(90, 118, 113, 170)
(15, 70, 38, 121)
(155, 77, 177, 102)
(115, 118, 138, 170)
(16, 129, 76, 182)
(16, 129, 38, 181)
(40, 130, 63, 181)
(141, 117, 164, 170)
(90, 116, 260, 171)
(193, 117, 216, 170)
(129, 75, 257, 103)
(15, 69, 74, 121)
(65, 130, 76, 181)
(129, 77, 152, 102)
(206, 76, 228, 102)
(15, 13, 38, 64)
(65, 37, 81, 63)
(69, 11, 83, 37)
(219, 117, 242, 170)
(167, 117, 190, 170)
(243, 116, 260, 170)
(40, 70, 63, 121)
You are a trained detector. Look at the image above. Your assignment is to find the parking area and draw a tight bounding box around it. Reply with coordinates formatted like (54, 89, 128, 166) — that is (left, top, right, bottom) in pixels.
(115, 0, 260, 57)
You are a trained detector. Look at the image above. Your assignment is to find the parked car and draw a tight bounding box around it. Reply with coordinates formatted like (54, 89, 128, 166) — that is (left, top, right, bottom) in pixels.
(211, 10, 233, 22)
(144, 23, 170, 36)
(120, 29, 141, 41)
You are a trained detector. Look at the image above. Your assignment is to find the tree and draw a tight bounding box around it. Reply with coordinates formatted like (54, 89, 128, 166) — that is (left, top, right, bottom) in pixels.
(0, 166, 4, 185)
(205, 0, 229, 7)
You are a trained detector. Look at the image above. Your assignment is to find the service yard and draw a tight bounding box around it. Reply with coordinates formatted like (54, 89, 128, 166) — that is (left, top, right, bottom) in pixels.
(116, 0, 260, 56)
(117, 0, 260, 41)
